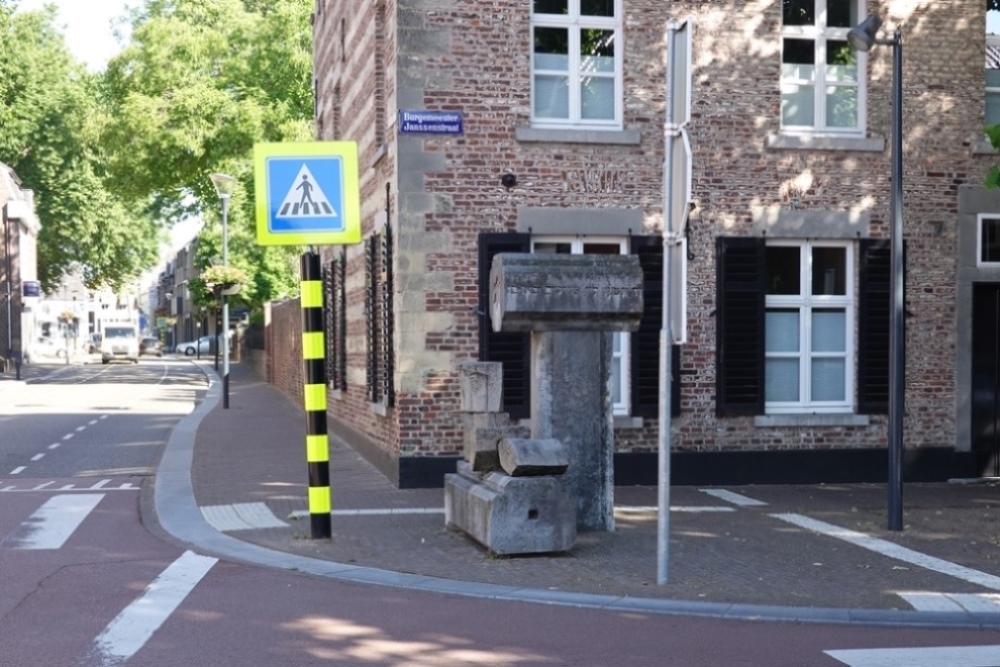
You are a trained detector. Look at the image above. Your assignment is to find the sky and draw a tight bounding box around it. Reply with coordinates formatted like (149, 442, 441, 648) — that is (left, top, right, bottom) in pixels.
(16, 0, 130, 72)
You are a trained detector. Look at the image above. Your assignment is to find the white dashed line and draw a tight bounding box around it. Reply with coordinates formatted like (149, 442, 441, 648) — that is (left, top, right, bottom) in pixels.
(48, 443, 60, 450)
(62, 433, 74, 441)
(75, 426, 86, 432)
(30, 454, 44, 461)
(10, 467, 25, 475)
(772, 513, 1000, 591)
(825, 645, 1000, 666)
(699, 488, 768, 506)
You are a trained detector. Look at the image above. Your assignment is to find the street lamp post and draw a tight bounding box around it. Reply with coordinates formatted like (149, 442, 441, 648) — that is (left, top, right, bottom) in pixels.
(848, 14, 905, 531)
(210, 173, 237, 410)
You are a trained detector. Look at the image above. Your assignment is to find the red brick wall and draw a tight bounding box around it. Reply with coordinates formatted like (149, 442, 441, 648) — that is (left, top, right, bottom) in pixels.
(283, 0, 998, 482)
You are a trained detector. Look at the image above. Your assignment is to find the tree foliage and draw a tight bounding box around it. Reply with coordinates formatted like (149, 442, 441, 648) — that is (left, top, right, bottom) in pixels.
(101, 0, 313, 308)
(0, 2, 162, 290)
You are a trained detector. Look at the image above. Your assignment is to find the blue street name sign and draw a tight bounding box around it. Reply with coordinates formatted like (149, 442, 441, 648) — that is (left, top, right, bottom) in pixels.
(398, 110, 463, 135)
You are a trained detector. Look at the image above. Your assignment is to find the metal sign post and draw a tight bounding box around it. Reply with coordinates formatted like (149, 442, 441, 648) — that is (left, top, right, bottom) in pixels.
(253, 141, 363, 539)
(659, 18, 693, 585)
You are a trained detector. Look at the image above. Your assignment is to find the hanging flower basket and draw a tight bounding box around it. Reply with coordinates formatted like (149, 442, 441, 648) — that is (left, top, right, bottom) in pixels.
(200, 265, 249, 295)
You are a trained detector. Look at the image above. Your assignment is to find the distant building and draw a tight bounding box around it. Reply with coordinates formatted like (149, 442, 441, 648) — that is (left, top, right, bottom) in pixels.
(0, 163, 40, 373)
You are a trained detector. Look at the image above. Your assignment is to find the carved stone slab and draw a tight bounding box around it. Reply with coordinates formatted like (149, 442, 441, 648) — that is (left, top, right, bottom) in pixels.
(499, 437, 569, 476)
(489, 253, 643, 333)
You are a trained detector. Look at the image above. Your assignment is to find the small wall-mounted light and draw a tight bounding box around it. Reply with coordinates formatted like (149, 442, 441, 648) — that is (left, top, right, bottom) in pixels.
(501, 173, 518, 189)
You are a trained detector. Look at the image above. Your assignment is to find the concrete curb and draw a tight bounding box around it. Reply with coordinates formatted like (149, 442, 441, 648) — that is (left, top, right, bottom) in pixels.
(151, 362, 1000, 629)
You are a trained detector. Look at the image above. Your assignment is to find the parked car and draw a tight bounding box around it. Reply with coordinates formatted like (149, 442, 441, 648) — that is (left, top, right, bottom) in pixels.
(174, 335, 216, 356)
(25, 336, 67, 363)
(139, 337, 163, 357)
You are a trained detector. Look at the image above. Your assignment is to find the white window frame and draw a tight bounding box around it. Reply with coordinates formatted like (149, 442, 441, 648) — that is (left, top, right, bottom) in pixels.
(976, 213, 1000, 267)
(780, 0, 867, 136)
(530, 235, 630, 415)
(530, 0, 623, 130)
(765, 240, 855, 414)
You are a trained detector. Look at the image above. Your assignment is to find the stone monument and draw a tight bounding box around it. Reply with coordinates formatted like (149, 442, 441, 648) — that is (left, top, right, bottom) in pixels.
(444, 253, 643, 553)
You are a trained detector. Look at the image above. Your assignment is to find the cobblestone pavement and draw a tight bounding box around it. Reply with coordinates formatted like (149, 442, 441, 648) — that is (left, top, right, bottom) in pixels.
(185, 363, 1000, 615)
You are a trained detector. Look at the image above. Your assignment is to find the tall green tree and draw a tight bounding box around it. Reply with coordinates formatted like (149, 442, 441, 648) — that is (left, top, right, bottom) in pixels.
(102, 0, 314, 308)
(0, 2, 162, 290)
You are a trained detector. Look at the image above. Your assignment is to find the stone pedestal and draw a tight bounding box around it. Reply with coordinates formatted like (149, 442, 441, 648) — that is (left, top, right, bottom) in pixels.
(444, 462, 576, 555)
(531, 330, 615, 531)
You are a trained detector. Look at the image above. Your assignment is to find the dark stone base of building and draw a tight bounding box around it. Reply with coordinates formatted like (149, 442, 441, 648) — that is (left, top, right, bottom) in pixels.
(395, 448, 989, 489)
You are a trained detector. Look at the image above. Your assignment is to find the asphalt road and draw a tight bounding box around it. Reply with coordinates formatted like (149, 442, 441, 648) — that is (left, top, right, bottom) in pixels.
(0, 360, 998, 666)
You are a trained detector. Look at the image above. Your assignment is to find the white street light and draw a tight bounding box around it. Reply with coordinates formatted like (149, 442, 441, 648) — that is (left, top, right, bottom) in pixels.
(210, 173, 237, 409)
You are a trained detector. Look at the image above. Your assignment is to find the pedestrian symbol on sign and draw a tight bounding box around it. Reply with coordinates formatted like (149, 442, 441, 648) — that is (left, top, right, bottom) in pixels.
(277, 165, 335, 218)
(254, 141, 361, 246)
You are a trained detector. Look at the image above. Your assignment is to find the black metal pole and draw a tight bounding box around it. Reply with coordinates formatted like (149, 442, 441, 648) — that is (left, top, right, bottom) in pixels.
(301, 251, 331, 538)
(4, 206, 11, 376)
(887, 28, 905, 531)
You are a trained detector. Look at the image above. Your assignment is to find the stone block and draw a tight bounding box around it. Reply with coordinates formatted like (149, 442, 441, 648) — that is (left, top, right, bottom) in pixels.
(489, 253, 643, 332)
(444, 471, 576, 555)
(461, 412, 530, 472)
(499, 437, 568, 476)
(455, 360, 503, 412)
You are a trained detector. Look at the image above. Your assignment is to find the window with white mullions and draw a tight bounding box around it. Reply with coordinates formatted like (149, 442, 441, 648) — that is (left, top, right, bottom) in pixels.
(764, 241, 853, 412)
(531, 0, 621, 128)
(781, 0, 865, 134)
(532, 236, 629, 414)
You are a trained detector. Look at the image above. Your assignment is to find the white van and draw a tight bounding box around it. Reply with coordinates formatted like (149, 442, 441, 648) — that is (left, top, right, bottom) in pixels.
(101, 325, 139, 364)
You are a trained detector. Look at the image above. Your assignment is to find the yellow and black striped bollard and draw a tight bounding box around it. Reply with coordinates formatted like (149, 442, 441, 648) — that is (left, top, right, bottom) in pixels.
(301, 251, 331, 539)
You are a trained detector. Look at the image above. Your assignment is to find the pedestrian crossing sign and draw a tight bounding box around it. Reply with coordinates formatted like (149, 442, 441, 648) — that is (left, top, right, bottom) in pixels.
(254, 141, 362, 246)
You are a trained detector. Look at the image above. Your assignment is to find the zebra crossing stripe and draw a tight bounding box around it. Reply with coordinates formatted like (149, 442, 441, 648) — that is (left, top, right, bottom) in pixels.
(1, 494, 104, 549)
(90, 550, 217, 664)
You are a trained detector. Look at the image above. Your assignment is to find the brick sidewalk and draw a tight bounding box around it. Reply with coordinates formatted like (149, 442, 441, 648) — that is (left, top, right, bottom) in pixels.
(182, 362, 1000, 613)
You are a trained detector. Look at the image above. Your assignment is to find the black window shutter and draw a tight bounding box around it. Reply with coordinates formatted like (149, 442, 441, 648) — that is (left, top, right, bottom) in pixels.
(630, 235, 681, 418)
(478, 233, 531, 418)
(716, 237, 765, 416)
(858, 239, 891, 414)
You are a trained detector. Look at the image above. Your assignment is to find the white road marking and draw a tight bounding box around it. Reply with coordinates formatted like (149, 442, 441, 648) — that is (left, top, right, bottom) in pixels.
(62, 433, 74, 441)
(901, 592, 1000, 613)
(89, 550, 217, 664)
(10, 467, 25, 475)
(3, 494, 104, 549)
(825, 644, 1000, 666)
(699, 488, 768, 506)
(88, 419, 98, 425)
(615, 505, 735, 514)
(32, 482, 53, 490)
(773, 513, 1000, 590)
(76, 426, 86, 432)
(91, 479, 110, 489)
(30, 453, 44, 461)
(201, 503, 288, 531)
(48, 443, 60, 450)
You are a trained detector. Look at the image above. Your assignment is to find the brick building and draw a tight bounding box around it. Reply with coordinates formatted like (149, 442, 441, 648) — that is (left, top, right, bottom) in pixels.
(271, 0, 1000, 487)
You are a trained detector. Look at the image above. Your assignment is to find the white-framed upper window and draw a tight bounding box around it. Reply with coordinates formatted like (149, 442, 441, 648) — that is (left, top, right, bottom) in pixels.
(765, 240, 854, 413)
(531, 236, 630, 415)
(987, 10, 1000, 126)
(531, 0, 622, 129)
(977, 214, 1000, 266)
(781, 0, 865, 135)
